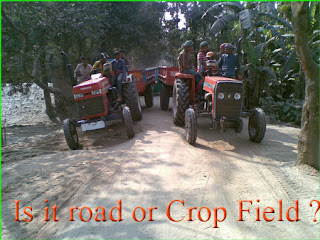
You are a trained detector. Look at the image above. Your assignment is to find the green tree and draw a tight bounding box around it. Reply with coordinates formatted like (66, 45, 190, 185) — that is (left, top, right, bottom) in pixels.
(2, 2, 168, 121)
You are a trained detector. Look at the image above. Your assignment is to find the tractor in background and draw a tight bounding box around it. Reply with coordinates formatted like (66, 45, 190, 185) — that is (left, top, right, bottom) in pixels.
(128, 67, 158, 108)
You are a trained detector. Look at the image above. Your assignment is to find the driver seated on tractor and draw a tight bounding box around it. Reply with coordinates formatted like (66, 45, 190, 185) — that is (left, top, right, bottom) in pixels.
(177, 40, 202, 94)
(119, 49, 129, 70)
(74, 56, 93, 84)
(217, 43, 238, 79)
(111, 51, 127, 101)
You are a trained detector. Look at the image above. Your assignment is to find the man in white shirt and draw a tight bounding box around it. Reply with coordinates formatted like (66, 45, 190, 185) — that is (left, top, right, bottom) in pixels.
(74, 56, 93, 84)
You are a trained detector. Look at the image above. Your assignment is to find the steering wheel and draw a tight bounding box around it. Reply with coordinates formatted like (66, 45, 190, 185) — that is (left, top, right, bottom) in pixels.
(91, 68, 103, 74)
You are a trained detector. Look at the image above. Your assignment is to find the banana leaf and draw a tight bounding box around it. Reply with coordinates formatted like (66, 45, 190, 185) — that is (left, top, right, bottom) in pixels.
(260, 66, 277, 80)
(239, 9, 254, 30)
(280, 50, 297, 78)
(210, 13, 238, 34)
(202, 2, 244, 19)
(258, 11, 293, 30)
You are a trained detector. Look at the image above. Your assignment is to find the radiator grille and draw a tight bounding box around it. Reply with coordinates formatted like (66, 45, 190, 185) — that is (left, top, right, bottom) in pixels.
(214, 82, 243, 120)
(76, 97, 105, 118)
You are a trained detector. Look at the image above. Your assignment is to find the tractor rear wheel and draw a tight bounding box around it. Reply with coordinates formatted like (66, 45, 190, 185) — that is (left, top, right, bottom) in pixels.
(248, 108, 266, 143)
(144, 84, 153, 108)
(122, 106, 135, 138)
(185, 108, 197, 145)
(172, 79, 190, 126)
(160, 84, 170, 110)
(63, 118, 79, 150)
(123, 82, 142, 121)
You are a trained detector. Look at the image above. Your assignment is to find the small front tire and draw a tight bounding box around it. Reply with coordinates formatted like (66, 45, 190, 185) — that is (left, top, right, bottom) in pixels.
(122, 106, 135, 138)
(63, 118, 79, 150)
(248, 108, 266, 143)
(185, 108, 197, 145)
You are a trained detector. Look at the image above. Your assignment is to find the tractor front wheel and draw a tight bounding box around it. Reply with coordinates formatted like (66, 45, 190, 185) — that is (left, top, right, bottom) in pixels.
(63, 118, 79, 150)
(160, 84, 170, 110)
(123, 82, 142, 121)
(185, 108, 197, 145)
(122, 106, 135, 138)
(144, 84, 153, 108)
(248, 108, 266, 143)
(172, 79, 190, 126)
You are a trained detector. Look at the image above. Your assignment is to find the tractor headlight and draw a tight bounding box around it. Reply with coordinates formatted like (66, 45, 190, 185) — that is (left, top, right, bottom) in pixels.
(218, 93, 224, 100)
(91, 89, 102, 95)
(74, 93, 84, 99)
(234, 93, 241, 100)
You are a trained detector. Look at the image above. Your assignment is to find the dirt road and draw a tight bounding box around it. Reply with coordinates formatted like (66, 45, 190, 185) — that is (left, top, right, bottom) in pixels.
(1, 96, 319, 239)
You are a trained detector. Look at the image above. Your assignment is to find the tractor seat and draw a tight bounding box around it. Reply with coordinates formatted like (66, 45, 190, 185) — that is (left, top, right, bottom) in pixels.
(175, 73, 194, 79)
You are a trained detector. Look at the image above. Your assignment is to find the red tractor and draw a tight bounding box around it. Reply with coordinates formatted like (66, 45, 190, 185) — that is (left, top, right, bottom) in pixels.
(128, 67, 158, 108)
(172, 70, 266, 145)
(158, 66, 179, 110)
(62, 73, 142, 150)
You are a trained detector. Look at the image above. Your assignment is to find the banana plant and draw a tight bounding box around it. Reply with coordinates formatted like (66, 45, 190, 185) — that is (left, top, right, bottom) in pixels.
(202, 1, 297, 108)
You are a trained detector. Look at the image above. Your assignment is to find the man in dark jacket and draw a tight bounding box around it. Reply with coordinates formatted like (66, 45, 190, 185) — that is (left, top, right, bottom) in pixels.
(111, 51, 127, 101)
(218, 43, 238, 78)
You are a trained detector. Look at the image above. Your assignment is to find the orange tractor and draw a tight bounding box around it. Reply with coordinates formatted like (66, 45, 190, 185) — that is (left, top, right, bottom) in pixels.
(172, 68, 266, 145)
(61, 52, 142, 150)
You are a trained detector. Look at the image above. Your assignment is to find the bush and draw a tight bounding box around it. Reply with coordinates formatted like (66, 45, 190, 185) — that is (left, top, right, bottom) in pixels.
(260, 96, 303, 126)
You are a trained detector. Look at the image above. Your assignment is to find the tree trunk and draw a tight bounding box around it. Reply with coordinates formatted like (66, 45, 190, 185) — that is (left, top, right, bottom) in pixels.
(40, 50, 59, 124)
(291, 2, 319, 170)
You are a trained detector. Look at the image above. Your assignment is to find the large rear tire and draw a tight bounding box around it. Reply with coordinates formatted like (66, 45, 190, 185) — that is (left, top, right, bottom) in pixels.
(172, 79, 190, 126)
(185, 108, 197, 145)
(122, 106, 135, 138)
(160, 84, 170, 110)
(144, 84, 153, 108)
(63, 118, 79, 150)
(248, 108, 266, 143)
(123, 82, 142, 121)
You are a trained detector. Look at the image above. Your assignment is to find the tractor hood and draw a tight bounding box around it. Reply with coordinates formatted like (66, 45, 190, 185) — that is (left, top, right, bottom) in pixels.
(203, 76, 241, 93)
(73, 74, 110, 95)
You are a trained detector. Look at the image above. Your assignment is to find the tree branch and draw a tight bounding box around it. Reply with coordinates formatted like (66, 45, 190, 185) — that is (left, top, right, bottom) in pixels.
(22, 47, 69, 103)
(3, 8, 69, 103)
(1, 9, 28, 37)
